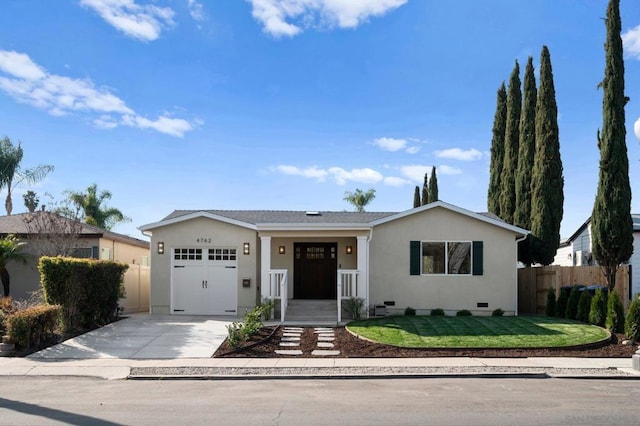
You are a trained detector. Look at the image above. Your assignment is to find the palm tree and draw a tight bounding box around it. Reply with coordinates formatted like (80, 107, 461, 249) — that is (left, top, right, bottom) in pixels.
(0, 235, 29, 297)
(344, 188, 376, 213)
(0, 137, 54, 215)
(66, 184, 130, 230)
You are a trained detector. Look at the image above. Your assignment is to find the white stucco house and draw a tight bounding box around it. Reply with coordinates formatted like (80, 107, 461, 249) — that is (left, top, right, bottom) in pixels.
(139, 201, 529, 322)
(552, 214, 640, 299)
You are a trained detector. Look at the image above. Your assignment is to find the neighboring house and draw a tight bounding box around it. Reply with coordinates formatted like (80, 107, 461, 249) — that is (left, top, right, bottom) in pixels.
(139, 201, 528, 321)
(0, 211, 150, 303)
(552, 214, 640, 298)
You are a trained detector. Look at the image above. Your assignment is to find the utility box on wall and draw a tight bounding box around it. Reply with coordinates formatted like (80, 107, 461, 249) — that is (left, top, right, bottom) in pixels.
(242, 278, 251, 288)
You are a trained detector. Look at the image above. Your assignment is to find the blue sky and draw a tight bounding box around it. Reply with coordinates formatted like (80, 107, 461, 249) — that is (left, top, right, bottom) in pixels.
(1, 0, 640, 240)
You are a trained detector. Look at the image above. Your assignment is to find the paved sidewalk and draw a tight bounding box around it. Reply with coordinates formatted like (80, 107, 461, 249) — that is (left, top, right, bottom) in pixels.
(0, 356, 638, 381)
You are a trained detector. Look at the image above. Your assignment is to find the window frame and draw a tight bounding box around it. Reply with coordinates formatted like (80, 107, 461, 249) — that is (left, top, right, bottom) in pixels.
(420, 240, 473, 276)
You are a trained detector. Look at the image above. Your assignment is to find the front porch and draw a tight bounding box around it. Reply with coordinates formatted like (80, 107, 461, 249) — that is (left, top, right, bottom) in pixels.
(259, 231, 370, 324)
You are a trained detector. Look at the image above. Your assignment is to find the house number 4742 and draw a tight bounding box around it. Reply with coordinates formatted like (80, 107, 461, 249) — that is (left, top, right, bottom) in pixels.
(196, 238, 211, 243)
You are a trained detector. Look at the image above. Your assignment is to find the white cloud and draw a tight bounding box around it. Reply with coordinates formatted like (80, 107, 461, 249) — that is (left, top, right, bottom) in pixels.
(622, 24, 640, 59)
(384, 176, 412, 186)
(405, 146, 421, 154)
(634, 117, 640, 141)
(434, 148, 483, 161)
(328, 167, 383, 185)
(400, 165, 432, 182)
(80, 0, 175, 41)
(274, 165, 329, 181)
(438, 165, 463, 175)
(373, 137, 407, 152)
(188, 0, 206, 22)
(0, 49, 195, 137)
(246, 0, 407, 37)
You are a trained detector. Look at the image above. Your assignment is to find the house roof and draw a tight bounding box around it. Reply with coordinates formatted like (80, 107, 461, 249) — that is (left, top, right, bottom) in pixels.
(139, 201, 529, 237)
(0, 212, 149, 249)
(563, 214, 640, 243)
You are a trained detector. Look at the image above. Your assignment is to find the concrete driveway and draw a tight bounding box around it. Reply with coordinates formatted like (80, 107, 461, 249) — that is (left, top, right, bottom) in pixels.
(27, 314, 233, 359)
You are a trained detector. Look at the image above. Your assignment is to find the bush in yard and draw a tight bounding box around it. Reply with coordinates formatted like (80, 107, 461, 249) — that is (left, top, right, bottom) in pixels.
(492, 308, 504, 317)
(576, 290, 592, 323)
(5, 304, 61, 349)
(430, 308, 445, 316)
(456, 309, 472, 316)
(226, 322, 245, 350)
(555, 287, 569, 318)
(404, 306, 416, 316)
(605, 291, 625, 333)
(624, 296, 640, 341)
(39, 257, 128, 330)
(344, 297, 365, 320)
(545, 287, 556, 317)
(565, 286, 580, 320)
(589, 288, 607, 327)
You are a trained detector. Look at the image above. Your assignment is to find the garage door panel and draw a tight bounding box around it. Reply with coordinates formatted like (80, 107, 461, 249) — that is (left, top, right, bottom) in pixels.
(207, 266, 237, 314)
(171, 265, 204, 314)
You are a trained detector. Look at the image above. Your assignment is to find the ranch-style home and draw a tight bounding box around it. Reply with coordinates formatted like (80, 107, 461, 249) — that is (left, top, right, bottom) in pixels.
(139, 201, 529, 322)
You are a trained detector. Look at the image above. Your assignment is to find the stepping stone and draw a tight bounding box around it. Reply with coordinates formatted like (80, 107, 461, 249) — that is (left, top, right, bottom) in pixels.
(275, 350, 303, 356)
(279, 342, 300, 347)
(317, 342, 334, 348)
(317, 333, 334, 338)
(313, 328, 333, 333)
(311, 350, 340, 356)
(284, 327, 304, 332)
(281, 336, 300, 342)
(317, 336, 335, 342)
(283, 332, 302, 337)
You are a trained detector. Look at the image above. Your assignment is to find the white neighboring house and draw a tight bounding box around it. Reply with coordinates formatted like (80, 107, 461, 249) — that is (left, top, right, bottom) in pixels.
(552, 214, 640, 298)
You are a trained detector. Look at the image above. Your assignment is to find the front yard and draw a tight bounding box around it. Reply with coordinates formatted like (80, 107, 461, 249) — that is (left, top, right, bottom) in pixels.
(346, 315, 610, 348)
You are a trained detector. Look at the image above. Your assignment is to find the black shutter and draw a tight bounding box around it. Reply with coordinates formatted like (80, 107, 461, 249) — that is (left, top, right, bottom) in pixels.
(410, 241, 421, 275)
(472, 241, 483, 275)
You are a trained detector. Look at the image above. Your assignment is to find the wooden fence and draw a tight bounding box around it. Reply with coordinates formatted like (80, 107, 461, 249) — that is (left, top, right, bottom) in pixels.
(119, 264, 150, 314)
(518, 265, 631, 314)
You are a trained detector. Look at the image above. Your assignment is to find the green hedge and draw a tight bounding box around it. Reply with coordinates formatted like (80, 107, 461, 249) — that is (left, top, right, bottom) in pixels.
(6, 305, 61, 349)
(39, 257, 128, 330)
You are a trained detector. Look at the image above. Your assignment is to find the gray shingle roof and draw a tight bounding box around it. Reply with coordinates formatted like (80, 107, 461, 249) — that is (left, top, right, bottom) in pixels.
(163, 210, 397, 225)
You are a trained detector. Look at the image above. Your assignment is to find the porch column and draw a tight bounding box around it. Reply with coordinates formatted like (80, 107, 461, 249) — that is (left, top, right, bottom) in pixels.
(260, 236, 271, 302)
(356, 235, 369, 312)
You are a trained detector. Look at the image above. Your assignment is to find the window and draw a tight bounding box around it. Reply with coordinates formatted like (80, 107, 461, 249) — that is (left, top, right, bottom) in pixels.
(410, 241, 480, 276)
(174, 248, 202, 261)
(208, 248, 237, 261)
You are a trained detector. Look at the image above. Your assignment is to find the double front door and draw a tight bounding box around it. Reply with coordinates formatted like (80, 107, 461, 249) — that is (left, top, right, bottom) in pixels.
(293, 242, 337, 299)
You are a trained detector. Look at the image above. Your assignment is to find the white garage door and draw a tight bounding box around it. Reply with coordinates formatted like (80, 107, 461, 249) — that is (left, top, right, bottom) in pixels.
(171, 247, 238, 315)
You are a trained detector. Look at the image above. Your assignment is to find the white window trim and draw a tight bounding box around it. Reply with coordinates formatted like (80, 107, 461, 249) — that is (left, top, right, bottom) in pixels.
(421, 240, 473, 276)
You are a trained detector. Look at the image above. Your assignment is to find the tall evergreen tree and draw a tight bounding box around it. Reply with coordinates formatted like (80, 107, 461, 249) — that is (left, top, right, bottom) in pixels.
(514, 57, 537, 265)
(421, 173, 429, 205)
(591, 0, 633, 290)
(428, 167, 438, 202)
(499, 61, 521, 224)
(530, 46, 564, 265)
(487, 83, 507, 216)
(413, 186, 421, 208)
(514, 57, 537, 229)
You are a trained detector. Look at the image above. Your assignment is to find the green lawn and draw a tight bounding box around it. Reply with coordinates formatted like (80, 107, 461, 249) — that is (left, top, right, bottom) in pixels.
(346, 315, 610, 348)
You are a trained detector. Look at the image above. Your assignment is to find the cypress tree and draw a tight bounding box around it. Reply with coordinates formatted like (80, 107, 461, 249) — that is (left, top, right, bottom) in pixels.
(514, 57, 537, 229)
(530, 46, 564, 265)
(499, 61, 521, 223)
(487, 83, 507, 217)
(591, 0, 633, 290)
(421, 173, 429, 205)
(413, 186, 421, 208)
(428, 167, 438, 202)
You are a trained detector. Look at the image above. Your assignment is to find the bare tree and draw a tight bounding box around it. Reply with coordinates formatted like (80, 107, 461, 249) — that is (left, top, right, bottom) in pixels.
(22, 197, 84, 257)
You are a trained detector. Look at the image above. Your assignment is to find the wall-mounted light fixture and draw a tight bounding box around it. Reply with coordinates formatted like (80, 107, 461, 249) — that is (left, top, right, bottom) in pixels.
(345, 245, 353, 255)
(157, 242, 165, 255)
(279, 246, 286, 255)
(243, 242, 250, 255)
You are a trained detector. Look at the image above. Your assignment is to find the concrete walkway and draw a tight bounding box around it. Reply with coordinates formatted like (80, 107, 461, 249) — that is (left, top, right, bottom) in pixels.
(0, 314, 638, 380)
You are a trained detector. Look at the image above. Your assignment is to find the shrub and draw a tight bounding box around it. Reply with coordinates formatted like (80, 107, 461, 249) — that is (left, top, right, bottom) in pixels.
(565, 286, 580, 320)
(344, 297, 365, 320)
(576, 290, 592, 323)
(605, 291, 625, 333)
(625, 296, 640, 341)
(545, 287, 556, 317)
(555, 287, 569, 318)
(5, 305, 61, 349)
(589, 288, 607, 327)
(492, 308, 504, 317)
(404, 306, 416, 316)
(225, 301, 273, 350)
(226, 322, 245, 350)
(430, 308, 445, 316)
(39, 257, 128, 330)
(456, 309, 472, 316)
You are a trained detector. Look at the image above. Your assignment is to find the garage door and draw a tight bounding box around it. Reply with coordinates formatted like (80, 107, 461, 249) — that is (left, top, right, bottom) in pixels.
(171, 247, 238, 315)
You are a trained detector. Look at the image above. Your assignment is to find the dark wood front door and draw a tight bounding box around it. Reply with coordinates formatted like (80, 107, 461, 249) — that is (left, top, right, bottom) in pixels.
(294, 243, 337, 299)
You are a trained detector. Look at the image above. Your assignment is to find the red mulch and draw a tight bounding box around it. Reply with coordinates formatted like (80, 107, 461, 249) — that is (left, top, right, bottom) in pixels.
(214, 326, 639, 358)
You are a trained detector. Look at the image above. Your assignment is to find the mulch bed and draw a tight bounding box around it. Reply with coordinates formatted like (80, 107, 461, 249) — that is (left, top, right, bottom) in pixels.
(214, 326, 639, 358)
